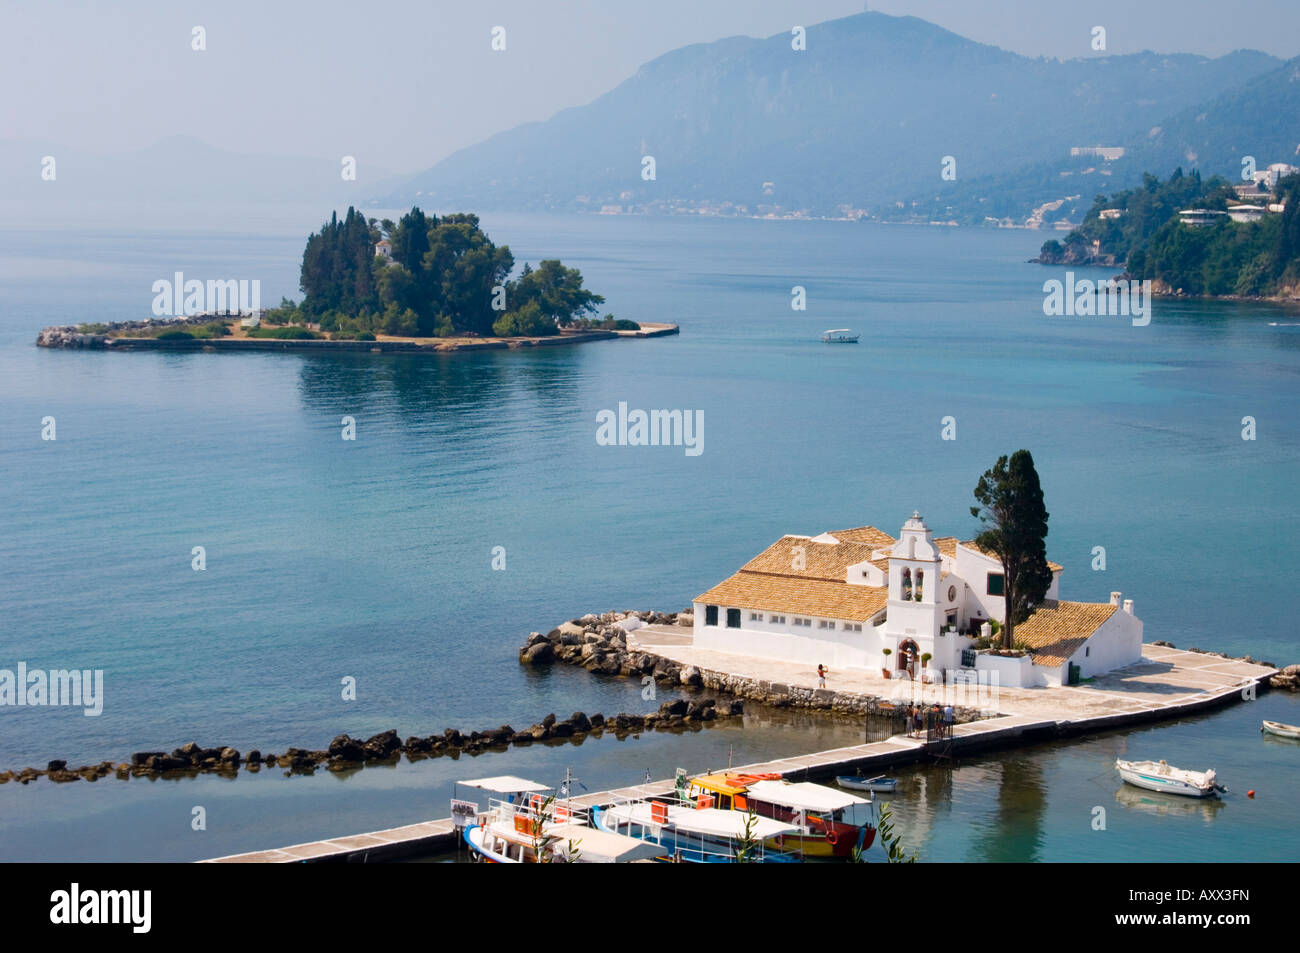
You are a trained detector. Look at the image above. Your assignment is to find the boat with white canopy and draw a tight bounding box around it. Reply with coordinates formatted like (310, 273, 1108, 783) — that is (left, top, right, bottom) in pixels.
(592, 799, 800, 863)
(457, 775, 661, 863)
(821, 329, 859, 343)
(742, 779, 876, 857)
(683, 773, 876, 858)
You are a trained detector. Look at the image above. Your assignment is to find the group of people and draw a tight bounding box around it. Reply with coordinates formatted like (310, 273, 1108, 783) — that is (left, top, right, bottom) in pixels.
(815, 666, 956, 739)
(905, 703, 955, 738)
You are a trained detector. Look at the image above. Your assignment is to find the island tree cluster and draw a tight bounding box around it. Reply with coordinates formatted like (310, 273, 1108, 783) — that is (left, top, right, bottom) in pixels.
(285, 207, 607, 338)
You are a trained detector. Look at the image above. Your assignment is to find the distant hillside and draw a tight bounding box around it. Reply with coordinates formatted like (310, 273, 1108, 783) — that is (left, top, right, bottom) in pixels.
(1035, 169, 1300, 299)
(379, 11, 1281, 219)
(911, 53, 1300, 226)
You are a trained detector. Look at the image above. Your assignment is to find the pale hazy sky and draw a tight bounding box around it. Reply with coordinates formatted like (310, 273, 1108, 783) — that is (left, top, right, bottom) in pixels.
(3, 0, 1296, 174)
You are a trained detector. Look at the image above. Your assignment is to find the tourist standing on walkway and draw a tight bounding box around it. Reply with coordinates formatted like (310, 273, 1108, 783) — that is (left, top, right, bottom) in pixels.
(817, 664, 827, 688)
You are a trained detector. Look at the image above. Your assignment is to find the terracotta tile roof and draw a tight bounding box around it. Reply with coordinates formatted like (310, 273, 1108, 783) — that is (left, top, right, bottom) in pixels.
(934, 537, 959, 558)
(1014, 599, 1118, 667)
(740, 535, 879, 581)
(829, 526, 897, 549)
(959, 539, 1064, 573)
(695, 571, 888, 622)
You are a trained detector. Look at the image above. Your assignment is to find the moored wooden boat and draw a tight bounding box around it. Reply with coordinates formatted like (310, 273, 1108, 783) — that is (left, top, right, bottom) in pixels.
(1261, 720, 1300, 740)
(593, 799, 801, 863)
(460, 782, 663, 863)
(684, 772, 876, 858)
(1115, 759, 1222, 798)
(837, 774, 897, 794)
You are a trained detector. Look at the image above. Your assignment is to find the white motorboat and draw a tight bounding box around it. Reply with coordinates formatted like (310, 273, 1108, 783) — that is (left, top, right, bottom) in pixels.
(1261, 720, 1300, 740)
(821, 329, 859, 343)
(1115, 759, 1222, 798)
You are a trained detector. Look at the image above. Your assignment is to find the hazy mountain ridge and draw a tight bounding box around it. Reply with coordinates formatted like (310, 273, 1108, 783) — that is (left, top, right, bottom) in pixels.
(381, 12, 1284, 219)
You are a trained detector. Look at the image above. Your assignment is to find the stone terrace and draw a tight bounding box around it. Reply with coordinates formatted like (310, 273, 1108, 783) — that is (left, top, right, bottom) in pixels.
(630, 625, 1276, 724)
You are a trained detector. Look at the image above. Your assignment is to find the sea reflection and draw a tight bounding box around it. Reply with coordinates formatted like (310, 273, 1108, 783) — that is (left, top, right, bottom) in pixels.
(1112, 784, 1226, 823)
(293, 349, 584, 429)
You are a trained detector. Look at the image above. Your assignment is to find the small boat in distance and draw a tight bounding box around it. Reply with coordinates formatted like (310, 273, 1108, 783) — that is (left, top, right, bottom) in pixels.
(1261, 720, 1300, 740)
(837, 774, 897, 794)
(821, 329, 859, 343)
(1116, 759, 1223, 798)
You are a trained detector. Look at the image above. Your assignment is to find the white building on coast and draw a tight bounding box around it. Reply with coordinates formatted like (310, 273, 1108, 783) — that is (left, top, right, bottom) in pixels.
(692, 512, 1143, 688)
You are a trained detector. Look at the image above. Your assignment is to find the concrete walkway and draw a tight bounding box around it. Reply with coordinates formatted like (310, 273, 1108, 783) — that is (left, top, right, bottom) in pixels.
(205, 633, 1275, 863)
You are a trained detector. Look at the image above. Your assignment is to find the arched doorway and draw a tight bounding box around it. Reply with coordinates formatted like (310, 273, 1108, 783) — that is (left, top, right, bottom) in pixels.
(897, 639, 919, 677)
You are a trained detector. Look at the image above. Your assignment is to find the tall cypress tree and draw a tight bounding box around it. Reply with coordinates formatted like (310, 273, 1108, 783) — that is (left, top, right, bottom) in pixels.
(971, 450, 1052, 649)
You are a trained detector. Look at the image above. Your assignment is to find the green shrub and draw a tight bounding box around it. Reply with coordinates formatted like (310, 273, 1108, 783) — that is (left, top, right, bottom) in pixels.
(493, 300, 558, 337)
(247, 325, 319, 340)
(184, 322, 230, 339)
(263, 297, 302, 325)
(156, 330, 195, 341)
(357, 331, 376, 341)
(597, 316, 640, 331)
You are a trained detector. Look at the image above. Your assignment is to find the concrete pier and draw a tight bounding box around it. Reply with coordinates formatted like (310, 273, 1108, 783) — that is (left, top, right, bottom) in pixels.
(204, 635, 1276, 863)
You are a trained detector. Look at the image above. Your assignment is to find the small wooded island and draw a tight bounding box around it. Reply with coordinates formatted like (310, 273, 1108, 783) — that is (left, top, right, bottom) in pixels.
(37, 207, 677, 351)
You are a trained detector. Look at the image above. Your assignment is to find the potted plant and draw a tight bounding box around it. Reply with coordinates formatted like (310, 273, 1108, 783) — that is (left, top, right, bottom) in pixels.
(881, 647, 892, 679)
(921, 652, 933, 683)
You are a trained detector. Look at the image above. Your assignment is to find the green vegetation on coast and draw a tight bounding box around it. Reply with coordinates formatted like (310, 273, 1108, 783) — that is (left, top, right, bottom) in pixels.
(1038, 169, 1300, 297)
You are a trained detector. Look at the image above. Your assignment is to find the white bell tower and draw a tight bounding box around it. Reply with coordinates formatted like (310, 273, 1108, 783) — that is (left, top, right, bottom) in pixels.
(885, 511, 944, 650)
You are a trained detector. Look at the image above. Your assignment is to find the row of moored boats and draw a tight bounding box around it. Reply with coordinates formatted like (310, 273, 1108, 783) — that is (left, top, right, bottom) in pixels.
(458, 769, 884, 863)
(459, 717, 1300, 861)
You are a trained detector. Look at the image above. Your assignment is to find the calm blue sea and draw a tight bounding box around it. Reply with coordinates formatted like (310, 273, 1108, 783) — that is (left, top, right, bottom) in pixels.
(1, 208, 1297, 861)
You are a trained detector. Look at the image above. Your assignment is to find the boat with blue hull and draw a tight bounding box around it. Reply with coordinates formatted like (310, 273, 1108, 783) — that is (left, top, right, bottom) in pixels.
(592, 800, 801, 863)
(1115, 759, 1223, 798)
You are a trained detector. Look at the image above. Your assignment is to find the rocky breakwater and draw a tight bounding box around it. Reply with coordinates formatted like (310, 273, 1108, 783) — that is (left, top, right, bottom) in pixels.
(37, 315, 233, 348)
(520, 610, 983, 721)
(520, 610, 691, 681)
(36, 326, 109, 348)
(1270, 665, 1300, 692)
(0, 700, 743, 786)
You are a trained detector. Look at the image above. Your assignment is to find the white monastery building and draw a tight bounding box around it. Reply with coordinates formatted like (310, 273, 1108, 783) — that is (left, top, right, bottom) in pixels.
(692, 512, 1142, 688)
